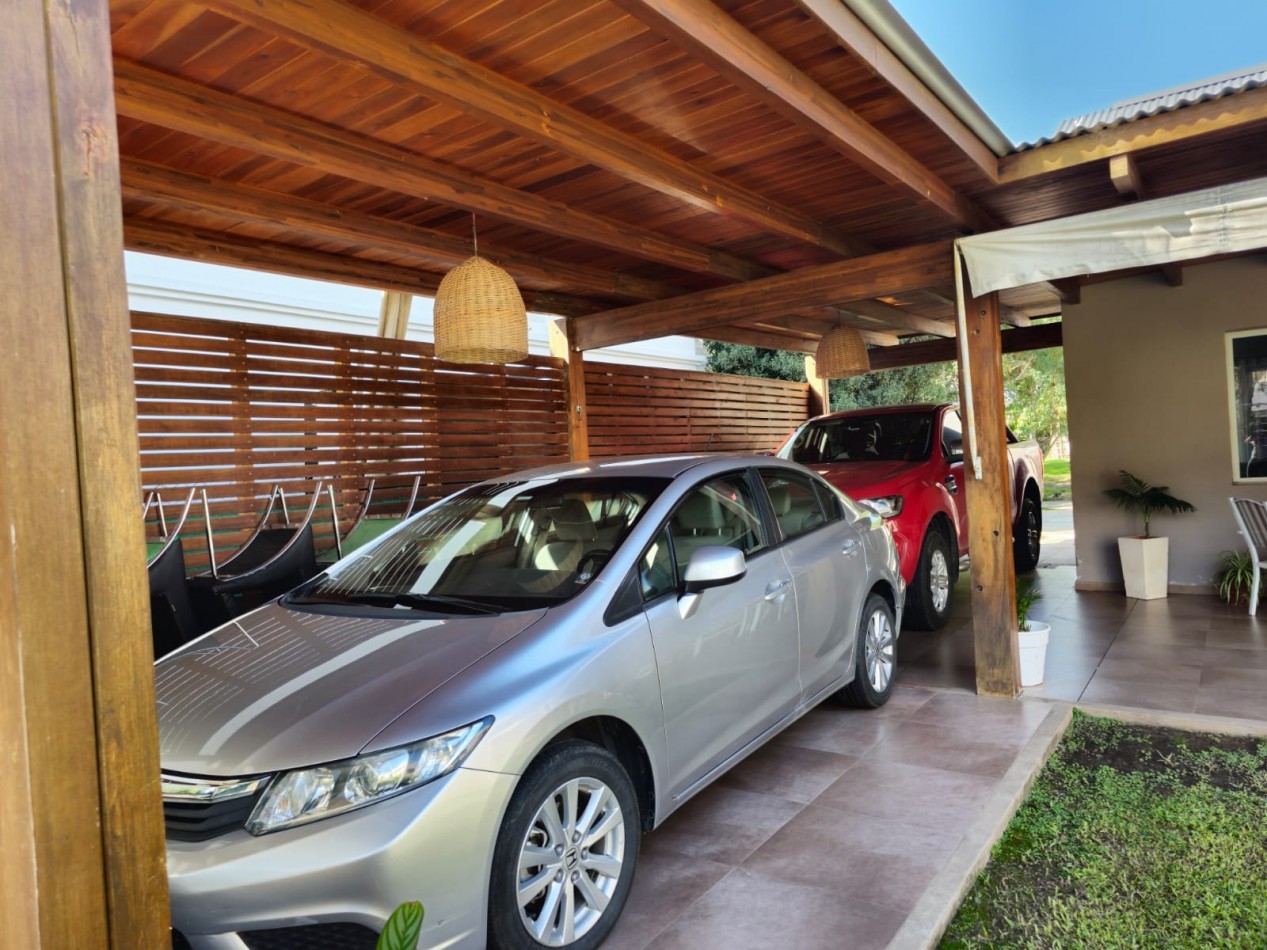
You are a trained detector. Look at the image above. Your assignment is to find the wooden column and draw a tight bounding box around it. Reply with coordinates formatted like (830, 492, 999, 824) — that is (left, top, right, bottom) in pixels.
(804, 354, 830, 416)
(549, 319, 590, 460)
(958, 288, 1020, 697)
(1, 1, 169, 945)
(377, 291, 412, 339)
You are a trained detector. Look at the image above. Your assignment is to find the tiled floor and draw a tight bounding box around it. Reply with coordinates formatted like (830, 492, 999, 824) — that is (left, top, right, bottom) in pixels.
(610, 502, 1267, 949)
(607, 689, 1056, 950)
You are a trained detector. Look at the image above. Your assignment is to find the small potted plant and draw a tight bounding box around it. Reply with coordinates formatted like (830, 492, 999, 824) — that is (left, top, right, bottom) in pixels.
(1016, 579, 1048, 687)
(1214, 549, 1256, 605)
(1102, 470, 1196, 599)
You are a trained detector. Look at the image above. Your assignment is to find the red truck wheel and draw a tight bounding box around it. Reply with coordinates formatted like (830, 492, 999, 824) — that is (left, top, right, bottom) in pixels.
(905, 529, 953, 630)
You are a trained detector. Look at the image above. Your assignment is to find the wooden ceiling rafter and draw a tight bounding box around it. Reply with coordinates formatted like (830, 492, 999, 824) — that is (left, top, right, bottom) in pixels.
(197, 0, 875, 258)
(612, 0, 996, 232)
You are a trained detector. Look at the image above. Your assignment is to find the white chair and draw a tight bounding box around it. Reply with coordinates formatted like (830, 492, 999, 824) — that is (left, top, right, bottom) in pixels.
(1229, 497, 1267, 613)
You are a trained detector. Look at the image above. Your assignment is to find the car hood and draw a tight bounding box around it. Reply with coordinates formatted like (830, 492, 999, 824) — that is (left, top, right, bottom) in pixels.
(155, 602, 546, 776)
(809, 458, 922, 496)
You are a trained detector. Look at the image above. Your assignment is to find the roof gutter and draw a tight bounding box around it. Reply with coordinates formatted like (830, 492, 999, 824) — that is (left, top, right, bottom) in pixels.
(840, 0, 1014, 157)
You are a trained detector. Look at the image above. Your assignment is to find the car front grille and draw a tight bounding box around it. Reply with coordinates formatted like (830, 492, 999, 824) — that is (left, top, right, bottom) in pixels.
(240, 923, 380, 950)
(161, 771, 271, 841)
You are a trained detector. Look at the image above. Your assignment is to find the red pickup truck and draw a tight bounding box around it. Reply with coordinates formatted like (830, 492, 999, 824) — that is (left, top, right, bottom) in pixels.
(775, 404, 1044, 630)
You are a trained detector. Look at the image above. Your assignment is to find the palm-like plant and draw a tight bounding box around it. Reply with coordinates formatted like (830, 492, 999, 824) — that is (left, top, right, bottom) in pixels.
(1102, 470, 1196, 538)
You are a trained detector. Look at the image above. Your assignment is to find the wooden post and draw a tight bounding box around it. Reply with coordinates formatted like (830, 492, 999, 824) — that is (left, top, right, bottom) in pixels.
(958, 288, 1020, 697)
(377, 291, 412, 338)
(549, 318, 590, 461)
(1, 1, 170, 945)
(804, 354, 830, 416)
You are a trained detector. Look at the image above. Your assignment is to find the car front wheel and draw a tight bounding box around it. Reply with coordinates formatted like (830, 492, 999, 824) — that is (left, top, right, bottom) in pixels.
(836, 592, 896, 708)
(905, 528, 953, 630)
(1013, 494, 1042, 573)
(488, 741, 640, 950)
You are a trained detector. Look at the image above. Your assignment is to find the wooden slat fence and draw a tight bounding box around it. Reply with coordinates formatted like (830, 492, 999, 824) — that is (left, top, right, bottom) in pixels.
(133, 312, 568, 568)
(585, 361, 810, 457)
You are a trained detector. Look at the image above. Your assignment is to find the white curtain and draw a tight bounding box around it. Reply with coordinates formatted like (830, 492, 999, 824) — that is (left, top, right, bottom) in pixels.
(956, 175, 1267, 295)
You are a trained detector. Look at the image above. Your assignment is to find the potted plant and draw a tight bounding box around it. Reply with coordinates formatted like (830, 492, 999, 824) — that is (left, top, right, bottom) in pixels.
(1102, 470, 1196, 600)
(1214, 549, 1256, 605)
(1016, 579, 1049, 687)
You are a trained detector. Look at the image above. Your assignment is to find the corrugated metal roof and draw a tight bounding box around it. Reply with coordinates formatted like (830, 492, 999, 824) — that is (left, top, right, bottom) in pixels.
(1017, 62, 1267, 150)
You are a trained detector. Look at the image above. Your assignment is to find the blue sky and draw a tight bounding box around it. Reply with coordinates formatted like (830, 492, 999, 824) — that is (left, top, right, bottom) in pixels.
(889, 0, 1267, 145)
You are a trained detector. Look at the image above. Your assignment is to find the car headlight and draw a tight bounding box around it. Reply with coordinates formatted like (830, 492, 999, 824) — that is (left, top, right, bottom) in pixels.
(246, 717, 493, 835)
(861, 495, 904, 519)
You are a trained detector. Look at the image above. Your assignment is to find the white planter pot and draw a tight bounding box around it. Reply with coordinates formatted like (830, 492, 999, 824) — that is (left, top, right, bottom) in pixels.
(1018, 621, 1050, 687)
(1117, 535, 1169, 600)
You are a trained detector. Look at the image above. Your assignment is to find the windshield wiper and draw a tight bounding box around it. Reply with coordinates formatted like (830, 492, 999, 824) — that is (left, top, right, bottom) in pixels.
(326, 591, 501, 615)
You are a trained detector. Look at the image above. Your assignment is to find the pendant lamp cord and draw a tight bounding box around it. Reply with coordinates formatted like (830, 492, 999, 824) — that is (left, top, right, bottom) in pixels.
(472, 212, 478, 257)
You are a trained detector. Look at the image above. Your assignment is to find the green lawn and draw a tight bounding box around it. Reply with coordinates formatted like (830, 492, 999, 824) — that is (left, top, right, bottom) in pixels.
(941, 711, 1267, 948)
(1043, 459, 1070, 501)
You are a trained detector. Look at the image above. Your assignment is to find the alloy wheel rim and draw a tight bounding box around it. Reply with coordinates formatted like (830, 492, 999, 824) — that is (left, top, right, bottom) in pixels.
(516, 776, 625, 946)
(929, 548, 950, 612)
(866, 607, 895, 692)
(1025, 508, 1040, 559)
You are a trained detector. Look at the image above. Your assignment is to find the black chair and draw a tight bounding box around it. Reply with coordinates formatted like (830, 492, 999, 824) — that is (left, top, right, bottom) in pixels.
(187, 481, 326, 620)
(145, 487, 202, 657)
(318, 474, 423, 566)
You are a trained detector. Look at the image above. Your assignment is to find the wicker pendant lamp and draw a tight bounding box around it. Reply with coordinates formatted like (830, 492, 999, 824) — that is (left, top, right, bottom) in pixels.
(815, 324, 870, 379)
(433, 216, 528, 364)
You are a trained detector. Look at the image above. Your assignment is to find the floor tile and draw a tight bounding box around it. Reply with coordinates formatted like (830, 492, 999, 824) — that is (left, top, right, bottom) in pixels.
(814, 758, 996, 831)
(1194, 687, 1267, 720)
(603, 849, 733, 950)
(640, 784, 803, 867)
(715, 742, 857, 804)
(1079, 674, 1198, 714)
(863, 720, 1027, 778)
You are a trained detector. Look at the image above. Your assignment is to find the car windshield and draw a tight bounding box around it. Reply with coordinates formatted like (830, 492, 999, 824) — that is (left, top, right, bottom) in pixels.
(291, 476, 666, 613)
(780, 413, 933, 464)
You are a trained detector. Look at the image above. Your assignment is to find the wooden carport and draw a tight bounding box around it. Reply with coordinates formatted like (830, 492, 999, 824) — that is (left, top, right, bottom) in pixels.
(7, 0, 1267, 943)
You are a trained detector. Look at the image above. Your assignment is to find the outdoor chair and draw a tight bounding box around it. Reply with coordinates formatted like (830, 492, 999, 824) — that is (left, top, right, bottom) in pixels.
(188, 481, 326, 621)
(144, 487, 202, 657)
(1228, 497, 1267, 613)
(318, 474, 423, 566)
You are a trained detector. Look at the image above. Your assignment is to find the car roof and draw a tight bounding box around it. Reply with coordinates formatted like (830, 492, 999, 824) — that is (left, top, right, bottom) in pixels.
(807, 403, 954, 424)
(482, 452, 788, 483)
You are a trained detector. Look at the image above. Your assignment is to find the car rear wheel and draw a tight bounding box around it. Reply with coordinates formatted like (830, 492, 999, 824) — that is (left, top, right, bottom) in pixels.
(1013, 493, 1042, 573)
(905, 528, 953, 630)
(836, 593, 896, 708)
(488, 741, 639, 950)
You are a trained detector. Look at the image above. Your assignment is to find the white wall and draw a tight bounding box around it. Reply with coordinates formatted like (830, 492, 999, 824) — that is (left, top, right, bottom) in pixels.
(124, 252, 709, 371)
(1065, 254, 1267, 592)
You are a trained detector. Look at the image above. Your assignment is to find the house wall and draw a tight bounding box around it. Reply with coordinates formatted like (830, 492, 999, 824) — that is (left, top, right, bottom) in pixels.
(1066, 254, 1267, 592)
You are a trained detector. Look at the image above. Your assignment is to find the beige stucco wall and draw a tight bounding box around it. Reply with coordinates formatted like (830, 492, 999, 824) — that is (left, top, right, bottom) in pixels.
(1065, 255, 1267, 592)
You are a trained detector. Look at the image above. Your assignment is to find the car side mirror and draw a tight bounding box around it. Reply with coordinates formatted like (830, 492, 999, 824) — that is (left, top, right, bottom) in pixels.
(682, 546, 747, 594)
(945, 439, 964, 463)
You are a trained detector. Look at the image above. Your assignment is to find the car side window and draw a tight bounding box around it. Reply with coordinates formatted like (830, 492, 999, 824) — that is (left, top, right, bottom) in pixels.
(668, 474, 767, 572)
(811, 478, 846, 523)
(638, 526, 677, 601)
(942, 409, 964, 462)
(759, 469, 828, 541)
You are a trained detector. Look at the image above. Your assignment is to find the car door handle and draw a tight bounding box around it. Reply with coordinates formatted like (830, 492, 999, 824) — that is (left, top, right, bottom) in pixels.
(841, 538, 860, 557)
(945, 474, 958, 494)
(764, 579, 792, 602)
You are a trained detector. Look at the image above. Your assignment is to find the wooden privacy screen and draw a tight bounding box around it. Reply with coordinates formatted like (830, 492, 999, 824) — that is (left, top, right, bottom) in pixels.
(132, 312, 812, 568)
(585, 362, 810, 457)
(133, 311, 568, 568)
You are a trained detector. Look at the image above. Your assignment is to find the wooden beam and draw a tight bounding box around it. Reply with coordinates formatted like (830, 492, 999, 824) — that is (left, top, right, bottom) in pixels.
(794, 0, 1000, 185)
(958, 288, 1020, 697)
(549, 320, 591, 461)
(1050, 278, 1081, 306)
(701, 325, 817, 353)
(1161, 263, 1185, 287)
(869, 321, 1062, 370)
(840, 299, 956, 337)
(998, 305, 1031, 328)
(377, 292, 412, 339)
(1109, 153, 1145, 199)
(123, 220, 603, 317)
(575, 241, 954, 350)
(4, 0, 168, 944)
(113, 60, 771, 283)
(804, 354, 829, 416)
(1000, 84, 1267, 182)
(201, 0, 870, 257)
(614, 0, 993, 231)
(120, 159, 684, 302)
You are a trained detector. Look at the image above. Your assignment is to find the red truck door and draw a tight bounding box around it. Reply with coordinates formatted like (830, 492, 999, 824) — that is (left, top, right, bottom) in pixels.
(940, 408, 968, 557)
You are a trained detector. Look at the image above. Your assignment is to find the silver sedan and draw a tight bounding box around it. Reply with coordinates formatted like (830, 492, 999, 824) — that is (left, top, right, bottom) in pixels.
(158, 453, 904, 949)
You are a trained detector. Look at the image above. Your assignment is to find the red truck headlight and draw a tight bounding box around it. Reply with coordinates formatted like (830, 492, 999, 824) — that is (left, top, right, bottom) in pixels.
(860, 495, 904, 519)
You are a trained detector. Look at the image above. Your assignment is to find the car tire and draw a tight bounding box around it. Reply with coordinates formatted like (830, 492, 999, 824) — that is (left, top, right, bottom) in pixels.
(1013, 493, 1042, 574)
(488, 740, 640, 950)
(836, 593, 896, 708)
(904, 528, 954, 631)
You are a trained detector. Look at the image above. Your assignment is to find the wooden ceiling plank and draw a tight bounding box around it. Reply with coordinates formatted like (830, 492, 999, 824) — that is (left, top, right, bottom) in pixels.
(123, 219, 601, 316)
(1049, 278, 1081, 306)
(1109, 153, 1144, 199)
(575, 240, 954, 350)
(999, 85, 1267, 183)
(113, 59, 772, 282)
(838, 298, 955, 337)
(869, 321, 1062, 370)
(198, 0, 871, 257)
(793, 0, 1000, 185)
(1161, 263, 1185, 287)
(119, 157, 682, 301)
(701, 325, 817, 353)
(612, 0, 993, 231)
